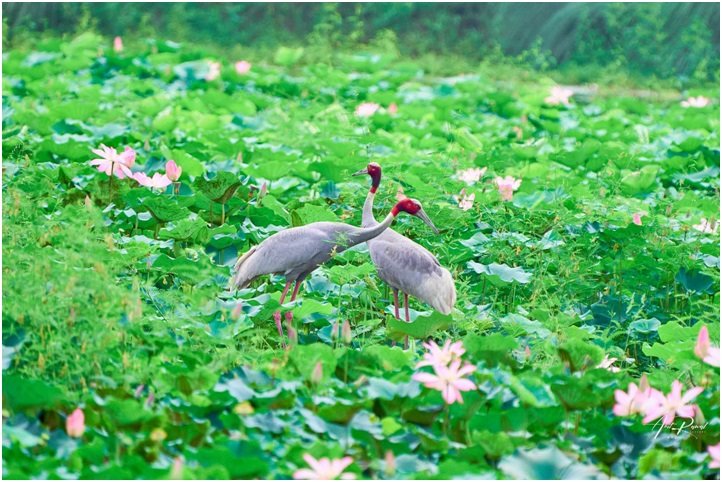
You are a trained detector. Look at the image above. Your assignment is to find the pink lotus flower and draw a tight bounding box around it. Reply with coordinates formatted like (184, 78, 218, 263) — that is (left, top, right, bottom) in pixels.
(113, 36, 123, 53)
(165, 160, 182, 182)
(235, 60, 251, 75)
(89, 145, 136, 179)
(456, 167, 487, 185)
(413, 359, 477, 404)
(354, 102, 380, 118)
(708, 443, 720, 469)
(416, 340, 466, 369)
(632, 212, 644, 226)
(681, 96, 709, 108)
(455, 189, 475, 211)
(642, 380, 703, 426)
(613, 376, 659, 417)
(545, 86, 574, 106)
(205, 61, 221, 81)
(133, 172, 173, 190)
(293, 454, 355, 480)
(695, 325, 721, 367)
(387, 103, 398, 115)
(693, 218, 718, 234)
(66, 408, 85, 437)
(494, 176, 521, 201)
(598, 355, 621, 373)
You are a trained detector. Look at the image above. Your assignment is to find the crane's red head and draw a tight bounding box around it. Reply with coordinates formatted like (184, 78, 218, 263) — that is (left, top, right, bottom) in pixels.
(391, 197, 439, 234)
(352, 162, 382, 193)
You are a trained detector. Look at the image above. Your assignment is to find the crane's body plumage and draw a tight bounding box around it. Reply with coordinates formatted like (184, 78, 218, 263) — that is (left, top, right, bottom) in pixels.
(232, 221, 379, 290)
(361, 186, 456, 316)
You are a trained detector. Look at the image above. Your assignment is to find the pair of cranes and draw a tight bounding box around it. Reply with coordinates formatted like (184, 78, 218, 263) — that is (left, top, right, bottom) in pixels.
(230, 162, 456, 347)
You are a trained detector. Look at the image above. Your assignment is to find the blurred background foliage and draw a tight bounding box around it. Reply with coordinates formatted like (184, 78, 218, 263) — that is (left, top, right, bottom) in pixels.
(3, 2, 720, 83)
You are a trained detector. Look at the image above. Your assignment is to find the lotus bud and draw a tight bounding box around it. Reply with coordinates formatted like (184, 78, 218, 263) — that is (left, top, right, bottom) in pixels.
(384, 450, 396, 477)
(231, 302, 243, 320)
(170, 456, 184, 479)
(342, 319, 352, 344)
(165, 160, 182, 182)
(235, 60, 251, 75)
(66, 408, 85, 437)
(311, 361, 323, 385)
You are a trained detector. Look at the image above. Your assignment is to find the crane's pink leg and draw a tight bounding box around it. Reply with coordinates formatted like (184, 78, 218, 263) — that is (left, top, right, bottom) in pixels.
(404, 294, 410, 322)
(290, 280, 302, 302)
(284, 280, 303, 334)
(392, 289, 400, 319)
(390, 288, 401, 348)
(403, 294, 411, 349)
(274, 281, 292, 344)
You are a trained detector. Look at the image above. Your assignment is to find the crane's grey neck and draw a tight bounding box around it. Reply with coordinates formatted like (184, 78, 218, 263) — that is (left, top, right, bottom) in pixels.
(361, 191, 378, 227)
(347, 211, 394, 246)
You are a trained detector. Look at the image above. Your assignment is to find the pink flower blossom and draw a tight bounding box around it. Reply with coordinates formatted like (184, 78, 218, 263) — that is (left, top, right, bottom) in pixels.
(632, 212, 644, 226)
(613, 376, 659, 417)
(455, 189, 475, 211)
(494, 176, 521, 201)
(66, 408, 85, 437)
(708, 443, 720, 469)
(165, 160, 182, 182)
(598, 355, 621, 373)
(205, 61, 221, 81)
(681, 96, 709, 108)
(133, 172, 173, 190)
(642, 380, 703, 426)
(413, 359, 477, 405)
(89, 145, 136, 179)
(387, 103, 398, 115)
(235, 60, 252, 75)
(113, 36, 123, 53)
(293, 454, 355, 480)
(545, 86, 574, 106)
(416, 340, 466, 369)
(354, 102, 380, 118)
(456, 167, 487, 185)
(693, 218, 718, 234)
(695, 325, 721, 368)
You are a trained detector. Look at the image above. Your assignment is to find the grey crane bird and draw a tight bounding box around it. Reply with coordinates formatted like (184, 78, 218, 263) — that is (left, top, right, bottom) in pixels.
(230, 197, 438, 344)
(353, 163, 456, 331)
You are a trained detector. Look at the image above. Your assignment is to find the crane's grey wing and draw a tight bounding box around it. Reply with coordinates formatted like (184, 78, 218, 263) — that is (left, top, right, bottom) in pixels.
(368, 235, 456, 314)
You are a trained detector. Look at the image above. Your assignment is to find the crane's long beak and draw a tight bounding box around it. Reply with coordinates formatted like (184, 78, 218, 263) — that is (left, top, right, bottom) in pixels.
(416, 208, 439, 234)
(352, 168, 368, 177)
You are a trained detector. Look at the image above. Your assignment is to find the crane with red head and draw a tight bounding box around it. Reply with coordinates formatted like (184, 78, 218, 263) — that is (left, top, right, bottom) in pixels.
(353, 162, 456, 345)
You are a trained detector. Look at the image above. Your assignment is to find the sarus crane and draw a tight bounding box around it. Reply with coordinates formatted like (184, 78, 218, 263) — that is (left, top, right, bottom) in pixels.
(230, 197, 438, 344)
(353, 162, 456, 336)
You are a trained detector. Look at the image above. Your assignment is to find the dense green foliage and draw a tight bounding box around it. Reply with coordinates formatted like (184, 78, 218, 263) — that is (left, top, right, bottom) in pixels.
(2, 32, 720, 479)
(4, 2, 720, 81)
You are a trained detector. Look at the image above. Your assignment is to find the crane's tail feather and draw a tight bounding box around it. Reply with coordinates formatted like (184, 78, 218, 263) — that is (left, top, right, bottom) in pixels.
(229, 247, 257, 290)
(426, 268, 456, 315)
